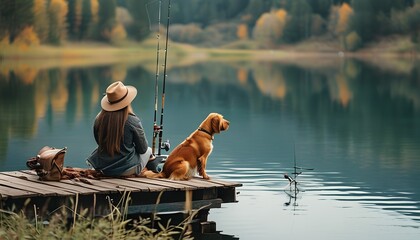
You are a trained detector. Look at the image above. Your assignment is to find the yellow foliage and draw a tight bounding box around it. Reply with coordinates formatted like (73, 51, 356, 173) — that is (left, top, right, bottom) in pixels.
(34, 0, 49, 42)
(73, 0, 83, 33)
(275, 9, 287, 24)
(253, 9, 288, 48)
(237, 24, 248, 40)
(14, 64, 39, 84)
(91, 82, 100, 108)
(13, 26, 40, 50)
(91, 0, 99, 23)
(237, 68, 248, 84)
(110, 24, 127, 44)
(0, 60, 10, 80)
(253, 63, 287, 99)
(51, 76, 69, 113)
(336, 3, 353, 35)
(34, 76, 49, 125)
(345, 31, 362, 51)
(255, 13, 269, 28)
(335, 74, 352, 107)
(48, 0, 68, 44)
(50, 0, 68, 19)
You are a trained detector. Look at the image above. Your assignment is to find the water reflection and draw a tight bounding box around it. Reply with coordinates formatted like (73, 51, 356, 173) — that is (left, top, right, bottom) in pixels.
(1, 57, 420, 238)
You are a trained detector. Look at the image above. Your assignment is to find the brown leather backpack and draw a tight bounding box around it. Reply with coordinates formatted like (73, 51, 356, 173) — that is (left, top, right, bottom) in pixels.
(27, 146, 67, 181)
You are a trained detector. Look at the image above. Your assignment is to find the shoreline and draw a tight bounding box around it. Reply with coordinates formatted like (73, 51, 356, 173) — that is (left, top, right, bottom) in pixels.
(1, 41, 418, 73)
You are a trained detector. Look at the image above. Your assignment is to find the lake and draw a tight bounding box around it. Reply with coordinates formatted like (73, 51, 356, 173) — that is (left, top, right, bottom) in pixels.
(1, 56, 419, 239)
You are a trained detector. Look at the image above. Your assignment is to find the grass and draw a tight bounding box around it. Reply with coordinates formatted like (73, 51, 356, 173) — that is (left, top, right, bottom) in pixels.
(0, 191, 197, 240)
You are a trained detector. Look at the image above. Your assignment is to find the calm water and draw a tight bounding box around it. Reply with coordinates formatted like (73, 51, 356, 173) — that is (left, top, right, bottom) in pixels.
(1, 58, 420, 239)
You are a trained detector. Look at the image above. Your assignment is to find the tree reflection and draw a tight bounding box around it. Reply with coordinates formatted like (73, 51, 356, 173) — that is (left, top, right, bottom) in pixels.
(0, 58, 419, 174)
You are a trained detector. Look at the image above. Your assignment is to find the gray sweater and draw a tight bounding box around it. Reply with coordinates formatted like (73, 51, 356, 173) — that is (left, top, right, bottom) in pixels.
(86, 113, 149, 176)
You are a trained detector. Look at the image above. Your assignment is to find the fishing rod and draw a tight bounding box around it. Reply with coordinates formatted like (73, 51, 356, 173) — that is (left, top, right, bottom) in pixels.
(157, 0, 171, 156)
(151, 0, 161, 155)
(283, 143, 314, 196)
(151, 0, 171, 157)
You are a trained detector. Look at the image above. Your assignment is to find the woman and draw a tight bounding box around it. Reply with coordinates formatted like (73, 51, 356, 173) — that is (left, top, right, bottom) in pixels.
(87, 81, 154, 177)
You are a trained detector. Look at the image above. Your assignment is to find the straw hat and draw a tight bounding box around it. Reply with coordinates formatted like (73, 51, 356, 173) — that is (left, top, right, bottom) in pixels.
(101, 81, 137, 111)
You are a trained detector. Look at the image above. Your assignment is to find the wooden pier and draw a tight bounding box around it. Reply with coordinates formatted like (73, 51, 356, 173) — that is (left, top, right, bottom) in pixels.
(0, 170, 241, 234)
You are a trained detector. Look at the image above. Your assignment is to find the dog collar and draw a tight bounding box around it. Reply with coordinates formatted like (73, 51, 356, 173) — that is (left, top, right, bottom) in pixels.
(198, 127, 214, 140)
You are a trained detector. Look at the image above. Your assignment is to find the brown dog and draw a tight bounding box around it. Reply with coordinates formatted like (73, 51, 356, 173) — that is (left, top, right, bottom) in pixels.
(146, 113, 229, 180)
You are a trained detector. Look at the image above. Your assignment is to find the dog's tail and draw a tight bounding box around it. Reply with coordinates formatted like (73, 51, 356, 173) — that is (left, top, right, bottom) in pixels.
(142, 170, 166, 178)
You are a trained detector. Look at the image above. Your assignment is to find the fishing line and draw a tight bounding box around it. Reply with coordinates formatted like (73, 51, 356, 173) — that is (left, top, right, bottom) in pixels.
(150, 0, 162, 154)
(146, 0, 172, 156)
(157, 0, 171, 156)
(145, 0, 161, 32)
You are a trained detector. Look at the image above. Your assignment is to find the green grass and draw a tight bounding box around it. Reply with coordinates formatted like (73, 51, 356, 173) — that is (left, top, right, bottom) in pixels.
(0, 192, 196, 240)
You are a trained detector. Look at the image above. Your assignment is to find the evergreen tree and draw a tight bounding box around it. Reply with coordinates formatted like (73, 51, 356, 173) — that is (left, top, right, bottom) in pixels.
(125, 0, 149, 41)
(283, 0, 312, 43)
(350, 0, 375, 42)
(66, 0, 82, 40)
(244, 0, 275, 26)
(79, 0, 92, 39)
(0, 0, 35, 42)
(97, 0, 117, 41)
(309, 0, 331, 19)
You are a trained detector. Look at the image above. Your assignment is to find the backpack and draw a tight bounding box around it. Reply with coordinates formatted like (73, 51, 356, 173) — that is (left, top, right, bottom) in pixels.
(26, 146, 67, 181)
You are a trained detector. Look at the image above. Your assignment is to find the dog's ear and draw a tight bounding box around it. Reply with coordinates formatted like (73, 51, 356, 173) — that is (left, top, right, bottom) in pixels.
(211, 115, 221, 134)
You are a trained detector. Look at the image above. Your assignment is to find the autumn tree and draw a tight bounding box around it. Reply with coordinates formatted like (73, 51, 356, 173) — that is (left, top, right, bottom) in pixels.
(33, 0, 49, 43)
(329, 2, 354, 49)
(48, 0, 68, 45)
(237, 24, 249, 40)
(12, 26, 40, 50)
(253, 9, 287, 48)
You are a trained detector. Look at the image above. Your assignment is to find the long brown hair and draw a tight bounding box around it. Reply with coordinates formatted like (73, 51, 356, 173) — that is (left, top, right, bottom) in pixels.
(95, 105, 132, 156)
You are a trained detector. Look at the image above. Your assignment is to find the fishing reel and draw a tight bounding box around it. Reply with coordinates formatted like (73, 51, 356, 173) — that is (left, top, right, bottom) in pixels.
(147, 144, 169, 173)
(160, 139, 170, 152)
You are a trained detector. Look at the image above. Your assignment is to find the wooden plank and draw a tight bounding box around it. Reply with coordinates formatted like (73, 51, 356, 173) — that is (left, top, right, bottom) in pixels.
(0, 184, 38, 198)
(189, 178, 225, 187)
(18, 170, 136, 193)
(205, 178, 243, 187)
(144, 177, 215, 189)
(58, 179, 115, 192)
(127, 177, 196, 191)
(118, 179, 168, 192)
(0, 171, 94, 195)
(0, 175, 73, 196)
(0, 170, 242, 217)
(75, 178, 140, 192)
(17, 170, 114, 192)
(159, 178, 220, 189)
(99, 178, 156, 192)
(128, 199, 223, 215)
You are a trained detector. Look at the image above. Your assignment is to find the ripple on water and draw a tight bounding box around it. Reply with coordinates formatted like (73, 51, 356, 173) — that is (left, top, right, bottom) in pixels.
(209, 166, 420, 223)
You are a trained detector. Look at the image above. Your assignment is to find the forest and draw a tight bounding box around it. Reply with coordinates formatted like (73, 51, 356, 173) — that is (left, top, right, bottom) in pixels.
(0, 0, 419, 51)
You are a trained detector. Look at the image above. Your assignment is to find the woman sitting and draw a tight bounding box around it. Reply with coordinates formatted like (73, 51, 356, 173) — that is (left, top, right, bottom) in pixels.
(87, 81, 154, 177)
